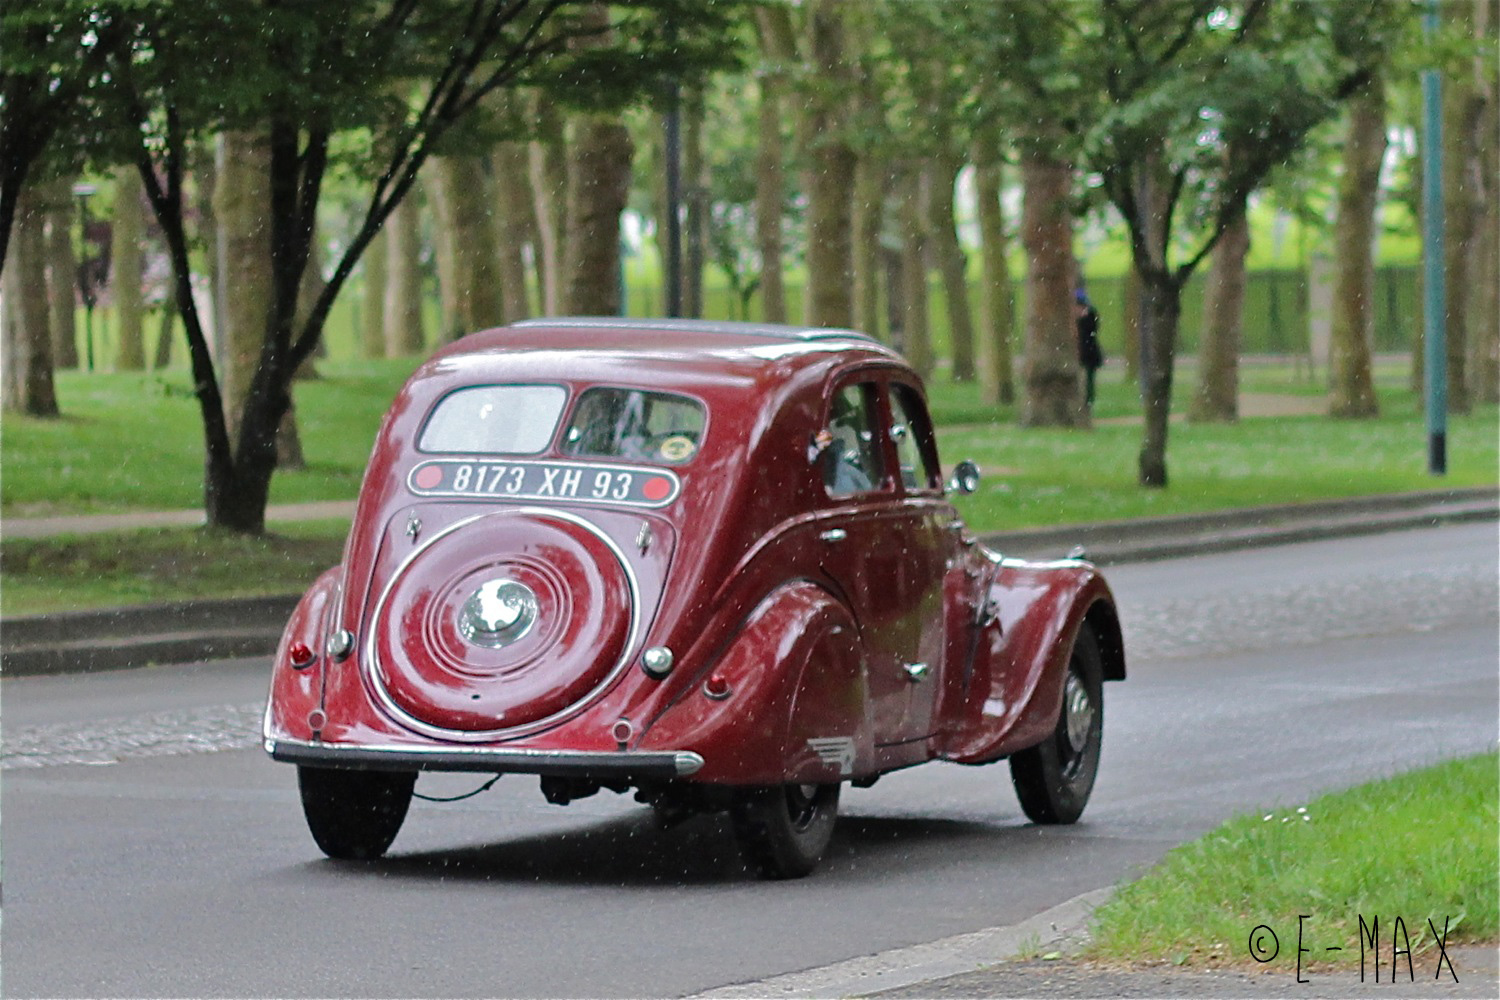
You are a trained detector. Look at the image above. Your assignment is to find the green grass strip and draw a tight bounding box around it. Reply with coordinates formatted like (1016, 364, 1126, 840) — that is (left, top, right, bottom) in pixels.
(0, 522, 349, 617)
(1088, 751, 1500, 969)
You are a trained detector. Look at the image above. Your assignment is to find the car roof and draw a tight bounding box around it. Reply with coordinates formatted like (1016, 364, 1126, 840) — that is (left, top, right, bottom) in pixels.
(421, 318, 907, 396)
(507, 317, 880, 345)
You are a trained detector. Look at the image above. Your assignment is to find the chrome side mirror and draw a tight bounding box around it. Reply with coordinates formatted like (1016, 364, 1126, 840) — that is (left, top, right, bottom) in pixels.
(947, 459, 981, 495)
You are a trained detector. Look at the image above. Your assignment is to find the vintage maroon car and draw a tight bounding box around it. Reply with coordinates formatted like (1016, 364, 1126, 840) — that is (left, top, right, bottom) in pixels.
(265, 318, 1125, 877)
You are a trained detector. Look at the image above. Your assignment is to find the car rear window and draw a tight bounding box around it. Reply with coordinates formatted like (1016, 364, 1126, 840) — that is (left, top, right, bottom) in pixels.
(418, 384, 567, 454)
(561, 388, 706, 466)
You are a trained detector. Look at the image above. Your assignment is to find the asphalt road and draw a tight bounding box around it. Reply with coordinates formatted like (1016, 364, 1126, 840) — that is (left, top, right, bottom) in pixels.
(3, 522, 1496, 999)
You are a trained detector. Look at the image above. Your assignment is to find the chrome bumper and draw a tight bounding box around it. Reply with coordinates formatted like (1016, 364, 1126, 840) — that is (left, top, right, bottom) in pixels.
(266, 737, 704, 778)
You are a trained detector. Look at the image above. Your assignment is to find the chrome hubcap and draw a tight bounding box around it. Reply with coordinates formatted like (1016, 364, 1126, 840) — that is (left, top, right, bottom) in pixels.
(1064, 673, 1094, 754)
(459, 579, 539, 647)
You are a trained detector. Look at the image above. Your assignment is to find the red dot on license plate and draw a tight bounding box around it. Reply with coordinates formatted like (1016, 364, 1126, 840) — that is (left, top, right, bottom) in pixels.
(643, 477, 671, 501)
(414, 465, 444, 489)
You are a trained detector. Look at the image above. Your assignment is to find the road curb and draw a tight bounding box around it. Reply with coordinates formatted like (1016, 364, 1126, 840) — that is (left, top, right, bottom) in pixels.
(1, 595, 298, 677)
(684, 886, 1113, 999)
(3, 488, 1494, 677)
(980, 486, 1498, 563)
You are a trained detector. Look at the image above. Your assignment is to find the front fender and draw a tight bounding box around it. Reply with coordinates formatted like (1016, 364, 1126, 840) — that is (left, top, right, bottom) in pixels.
(939, 558, 1123, 764)
(638, 580, 871, 785)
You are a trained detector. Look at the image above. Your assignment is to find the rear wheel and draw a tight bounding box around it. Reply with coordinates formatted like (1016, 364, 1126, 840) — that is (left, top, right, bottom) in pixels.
(730, 783, 840, 879)
(1009, 621, 1103, 824)
(298, 766, 416, 860)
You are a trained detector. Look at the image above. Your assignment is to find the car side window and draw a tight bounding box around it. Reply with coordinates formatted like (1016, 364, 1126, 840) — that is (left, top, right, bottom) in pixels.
(890, 384, 940, 491)
(823, 382, 885, 498)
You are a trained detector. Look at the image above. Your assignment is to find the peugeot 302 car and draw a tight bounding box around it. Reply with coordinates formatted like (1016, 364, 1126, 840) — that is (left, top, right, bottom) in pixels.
(265, 318, 1126, 878)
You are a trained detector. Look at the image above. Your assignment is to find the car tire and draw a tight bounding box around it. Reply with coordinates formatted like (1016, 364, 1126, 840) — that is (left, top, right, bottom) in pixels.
(297, 765, 416, 860)
(1009, 620, 1103, 825)
(730, 782, 840, 879)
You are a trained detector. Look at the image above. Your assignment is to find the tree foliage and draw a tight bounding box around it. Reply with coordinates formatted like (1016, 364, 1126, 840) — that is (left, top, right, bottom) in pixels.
(11, 0, 735, 532)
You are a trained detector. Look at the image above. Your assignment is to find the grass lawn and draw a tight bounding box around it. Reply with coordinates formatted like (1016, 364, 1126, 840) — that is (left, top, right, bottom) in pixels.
(1, 356, 1494, 612)
(0, 360, 422, 517)
(1088, 751, 1499, 970)
(0, 522, 349, 616)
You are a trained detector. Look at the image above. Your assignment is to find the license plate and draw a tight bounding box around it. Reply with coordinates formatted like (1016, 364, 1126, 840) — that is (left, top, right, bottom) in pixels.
(407, 459, 680, 509)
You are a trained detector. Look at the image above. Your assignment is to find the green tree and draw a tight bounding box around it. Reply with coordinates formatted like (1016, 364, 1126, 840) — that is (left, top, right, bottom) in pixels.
(0, 3, 120, 276)
(74, 0, 731, 534)
(1090, 0, 1398, 485)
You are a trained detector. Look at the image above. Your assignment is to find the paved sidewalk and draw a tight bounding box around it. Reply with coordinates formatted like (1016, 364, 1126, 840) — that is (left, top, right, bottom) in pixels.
(0, 499, 356, 540)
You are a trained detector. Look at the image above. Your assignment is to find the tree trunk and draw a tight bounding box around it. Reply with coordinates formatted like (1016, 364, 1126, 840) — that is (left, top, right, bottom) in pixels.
(563, 113, 633, 316)
(153, 279, 176, 369)
(384, 193, 426, 355)
(3, 185, 59, 416)
(851, 155, 885, 339)
(753, 23, 788, 324)
(1, 252, 18, 404)
(1019, 144, 1086, 428)
(1131, 142, 1178, 487)
(682, 88, 707, 318)
(802, 0, 856, 329)
(529, 93, 567, 316)
(1122, 265, 1142, 382)
(1442, 0, 1483, 415)
(428, 169, 458, 339)
(360, 227, 387, 358)
(42, 177, 79, 369)
(493, 140, 534, 323)
(1190, 201, 1249, 422)
(1138, 275, 1183, 487)
(191, 141, 225, 365)
(214, 132, 273, 446)
(929, 153, 975, 381)
(431, 155, 504, 339)
(973, 134, 1015, 406)
(883, 245, 904, 344)
(898, 163, 932, 379)
(111, 166, 147, 370)
(1327, 73, 1386, 418)
(1471, 0, 1499, 403)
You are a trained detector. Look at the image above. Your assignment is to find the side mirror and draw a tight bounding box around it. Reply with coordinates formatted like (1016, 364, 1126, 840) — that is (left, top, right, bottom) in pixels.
(947, 459, 981, 495)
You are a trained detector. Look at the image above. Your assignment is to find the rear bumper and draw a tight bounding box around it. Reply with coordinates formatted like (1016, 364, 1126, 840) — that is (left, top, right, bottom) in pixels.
(265, 737, 704, 779)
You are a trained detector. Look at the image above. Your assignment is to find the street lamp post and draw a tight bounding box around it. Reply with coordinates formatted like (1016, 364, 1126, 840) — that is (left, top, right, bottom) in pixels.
(71, 182, 98, 372)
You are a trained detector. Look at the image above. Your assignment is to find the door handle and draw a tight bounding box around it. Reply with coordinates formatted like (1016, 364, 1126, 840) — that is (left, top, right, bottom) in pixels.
(819, 528, 848, 542)
(903, 661, 930, 683)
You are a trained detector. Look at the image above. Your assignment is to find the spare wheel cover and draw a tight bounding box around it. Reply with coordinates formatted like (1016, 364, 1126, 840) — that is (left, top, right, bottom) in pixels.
(370, 510, 633, 733)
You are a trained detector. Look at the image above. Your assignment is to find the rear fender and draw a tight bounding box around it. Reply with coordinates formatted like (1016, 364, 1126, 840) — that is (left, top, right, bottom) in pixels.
(940, 559, 1123, 764)
(264, 567, 341, 743)
(638, 580, 871, 785)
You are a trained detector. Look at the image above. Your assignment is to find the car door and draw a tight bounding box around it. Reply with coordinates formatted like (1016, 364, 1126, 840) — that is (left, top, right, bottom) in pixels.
(813, 376, 918, 749)
(886, 380, 956, 743)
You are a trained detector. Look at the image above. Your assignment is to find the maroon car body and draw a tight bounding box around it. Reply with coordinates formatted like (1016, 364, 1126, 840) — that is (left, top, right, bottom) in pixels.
(265, 318, 1125, 877)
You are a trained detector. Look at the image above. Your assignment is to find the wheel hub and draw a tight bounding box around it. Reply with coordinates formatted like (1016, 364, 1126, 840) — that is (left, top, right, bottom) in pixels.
(1064, 673, 1094, 754)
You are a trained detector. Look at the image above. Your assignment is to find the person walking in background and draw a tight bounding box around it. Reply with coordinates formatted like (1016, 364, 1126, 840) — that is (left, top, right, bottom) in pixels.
(1075, 290, 1103, 409)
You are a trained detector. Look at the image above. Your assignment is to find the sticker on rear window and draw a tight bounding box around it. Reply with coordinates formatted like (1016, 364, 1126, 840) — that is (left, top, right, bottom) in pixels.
(407, 459, 680, 508)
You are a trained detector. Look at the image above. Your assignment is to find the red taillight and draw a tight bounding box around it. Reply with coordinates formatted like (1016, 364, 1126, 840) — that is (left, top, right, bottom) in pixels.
(289, 642, 315, 669)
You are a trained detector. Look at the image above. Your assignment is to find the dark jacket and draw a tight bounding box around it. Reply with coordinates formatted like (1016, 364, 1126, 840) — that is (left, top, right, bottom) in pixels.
(1076, 305, 1103, 371)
